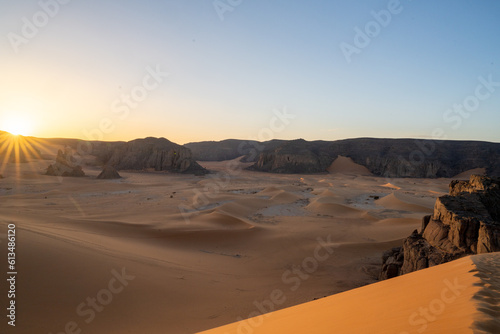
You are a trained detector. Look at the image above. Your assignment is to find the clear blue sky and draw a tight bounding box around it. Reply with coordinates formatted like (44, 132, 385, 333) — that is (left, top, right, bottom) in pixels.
(1, 0, 499, 144)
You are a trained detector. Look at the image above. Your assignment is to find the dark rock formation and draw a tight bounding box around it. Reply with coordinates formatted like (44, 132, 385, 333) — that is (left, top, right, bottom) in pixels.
(94, 137, 208, 175)
(249, 139, 332, 173)
(184, 139, 286, 162)
(380, 175, 500, 280)
(97, 165, 121, 179)
(46, 149, 85, 177)
(249, 138, 500, 178)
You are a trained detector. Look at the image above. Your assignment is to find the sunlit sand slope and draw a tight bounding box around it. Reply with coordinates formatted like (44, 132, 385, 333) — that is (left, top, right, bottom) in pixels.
(200, 253, 500, 334)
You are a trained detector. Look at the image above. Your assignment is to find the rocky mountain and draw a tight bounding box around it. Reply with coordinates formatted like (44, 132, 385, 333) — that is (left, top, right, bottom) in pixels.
(249, 138, 500, 177)
(380, 175, 500, 280)
(92, 137, 207, 174)
(184, 139, 286, 162)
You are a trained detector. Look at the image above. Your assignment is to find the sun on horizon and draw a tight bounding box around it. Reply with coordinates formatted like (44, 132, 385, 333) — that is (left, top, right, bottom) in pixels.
(2, 114, 34, 137)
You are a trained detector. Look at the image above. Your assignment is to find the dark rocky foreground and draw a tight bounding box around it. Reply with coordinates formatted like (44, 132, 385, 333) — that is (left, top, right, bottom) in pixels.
(248, 138, 500, 177)
(380, 175, 500, 280)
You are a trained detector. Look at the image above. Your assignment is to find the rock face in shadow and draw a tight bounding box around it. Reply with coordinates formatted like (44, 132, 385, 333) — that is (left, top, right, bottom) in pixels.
(94, 137, 208, 175)
(97, 165, 121, 179)
(249, 138, 500, 177)
(46, 149, 85, 177)
(380, 175, 500, 280)
(184, 139, 286, 162)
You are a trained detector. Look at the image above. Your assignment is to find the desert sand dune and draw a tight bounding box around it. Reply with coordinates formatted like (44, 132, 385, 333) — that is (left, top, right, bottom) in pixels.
(311, 188, 338, 197)
(375, 192, 433, 213)
(269, 190, 302, 203)
(305, 201, 367, 218)
(309, 193, 340, 204)
(327, 155, 373, 175)
(201, 253, 500, 334)
(471, 253, 500, 333)
(257, 186, 281, 195)
(376, 217, 422, 226)
(453, 168, 487, 180)
(381, 182, 401, 190)
(190, 210, 255, 230)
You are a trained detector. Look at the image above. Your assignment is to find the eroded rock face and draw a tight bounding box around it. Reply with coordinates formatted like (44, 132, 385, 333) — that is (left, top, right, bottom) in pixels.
(380, 175, 500, 279)
(250, 138, 500, 177)
(250, 139, 332, 173)
(98, 137, 208, 175)
(184, 139, 285, 162)
(46, 149, 85, 177)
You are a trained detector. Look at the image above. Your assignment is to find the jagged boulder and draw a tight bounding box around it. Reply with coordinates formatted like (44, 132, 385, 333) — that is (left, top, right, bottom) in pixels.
(379, 247, 404, 280)
(46, 149, 85, 177)
(380, 175, 500, 279)
(97, 165, 121, 179)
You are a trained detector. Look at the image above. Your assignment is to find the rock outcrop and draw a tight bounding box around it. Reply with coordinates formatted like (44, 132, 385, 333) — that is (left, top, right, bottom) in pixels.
(46, 149, 85, 177)
(94, 137, 208, 175)
(249, 138, 500, 178)
(97, 165, 121, 179)
(380, 175, 500, 280)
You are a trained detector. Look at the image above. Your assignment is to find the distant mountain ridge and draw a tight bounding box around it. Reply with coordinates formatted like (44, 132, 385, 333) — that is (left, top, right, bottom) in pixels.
(0, 132, 207, 175)
(247, 138, 500, 177)
(183, 137, 500, 177)
(2, 131, 499, 178)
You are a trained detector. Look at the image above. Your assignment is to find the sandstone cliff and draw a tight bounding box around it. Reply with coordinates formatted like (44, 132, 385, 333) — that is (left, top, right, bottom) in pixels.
(94, 137, 207, 175)
(380, 175, 500, 280)
(249, 138, 500, 178)
(184, 139, 285, 162)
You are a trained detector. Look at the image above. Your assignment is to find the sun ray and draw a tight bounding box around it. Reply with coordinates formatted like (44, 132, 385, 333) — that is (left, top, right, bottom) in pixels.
(28, 137, 53, 157)
(19, 138, 41, 175)
(0, 133, 47, 179)
(0, 137, 15, 175)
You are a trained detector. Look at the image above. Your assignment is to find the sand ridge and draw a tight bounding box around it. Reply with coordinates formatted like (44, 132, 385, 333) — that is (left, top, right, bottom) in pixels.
(201, 253, 500, 334)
